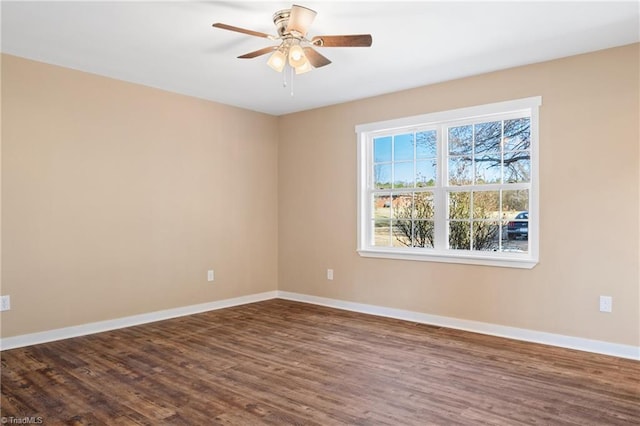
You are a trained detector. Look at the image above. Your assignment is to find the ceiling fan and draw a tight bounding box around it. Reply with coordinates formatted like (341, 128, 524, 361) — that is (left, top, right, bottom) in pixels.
(212, 4, 373, 75)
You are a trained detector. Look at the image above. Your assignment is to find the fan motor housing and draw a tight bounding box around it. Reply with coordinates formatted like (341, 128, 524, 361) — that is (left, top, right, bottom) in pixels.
(273, 9, 292, 37)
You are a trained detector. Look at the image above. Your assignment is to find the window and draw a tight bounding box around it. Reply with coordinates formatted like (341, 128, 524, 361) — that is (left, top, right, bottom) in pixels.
(356, 97, 541, 268)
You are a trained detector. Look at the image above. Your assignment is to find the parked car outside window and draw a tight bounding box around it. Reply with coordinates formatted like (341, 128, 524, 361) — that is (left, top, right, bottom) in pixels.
(507, 211, 528, 240)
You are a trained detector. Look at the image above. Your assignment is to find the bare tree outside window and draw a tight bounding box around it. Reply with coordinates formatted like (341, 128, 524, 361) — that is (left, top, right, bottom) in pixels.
(390, 118, 530, 251)
(393, 192, 435, 248)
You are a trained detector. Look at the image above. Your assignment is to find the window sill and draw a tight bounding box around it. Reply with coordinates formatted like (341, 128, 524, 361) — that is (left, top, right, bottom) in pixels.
(357, 248, 538, 269)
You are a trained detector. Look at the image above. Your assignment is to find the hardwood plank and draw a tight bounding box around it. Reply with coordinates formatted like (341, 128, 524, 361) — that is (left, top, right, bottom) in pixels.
(2, 299, 639, 425)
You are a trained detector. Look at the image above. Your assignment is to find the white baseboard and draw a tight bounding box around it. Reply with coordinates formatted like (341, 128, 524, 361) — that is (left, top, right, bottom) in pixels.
(2, 289, 638, 361)
(0, 291, 278, 351)
(277, 291, 640, 361)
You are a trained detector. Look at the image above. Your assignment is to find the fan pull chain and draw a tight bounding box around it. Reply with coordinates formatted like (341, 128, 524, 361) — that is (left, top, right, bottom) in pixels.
(290, 66, 295, 97)
(280, 65, 295, 97)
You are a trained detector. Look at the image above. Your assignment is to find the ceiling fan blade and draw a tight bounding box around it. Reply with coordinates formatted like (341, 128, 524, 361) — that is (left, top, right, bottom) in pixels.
(303, 47, 331, 68)
(238, 46, 278, 59)
(286, 4, 317, 37)
(212, 23, 272, 39)
(312, 34, 373, 47)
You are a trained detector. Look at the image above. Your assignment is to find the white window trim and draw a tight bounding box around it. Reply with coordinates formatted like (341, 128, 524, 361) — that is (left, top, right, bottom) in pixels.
(356, 97, 541, 269)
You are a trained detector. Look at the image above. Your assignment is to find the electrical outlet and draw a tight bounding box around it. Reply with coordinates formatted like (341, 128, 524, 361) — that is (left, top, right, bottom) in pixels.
(327, 269, 334, 280)
(1, 295, 11, 312)
(599, 295, 612, 313)
(207, 270, 215, 282)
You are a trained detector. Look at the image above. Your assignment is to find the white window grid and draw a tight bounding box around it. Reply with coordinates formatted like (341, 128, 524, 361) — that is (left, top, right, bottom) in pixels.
(356, 97, 541, 268)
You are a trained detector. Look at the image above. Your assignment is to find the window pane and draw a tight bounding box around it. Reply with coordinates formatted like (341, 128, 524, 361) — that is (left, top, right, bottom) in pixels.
(392, 194, 413, 219)
(413, 192, 435, 219)
(373, 219, 391, 246)
(394, 162, 414, 188)
(373, 194, 392, 221)
(503, 193, 529, 253)
(448, 156, 472, 185)
(502, 240, 529, 253)
(374, 164, 392, 189)
(449, 125, 472, 155)
(393, 194, 408, 216)
(416, 160, 436, 187)
(503, 118, 530, 151)
(503, 213, 528, 253)
(473, 191, 500, 219)
(474, 121, 502, 156)
(502, 237, 529, 254)
(413, 220, 434, 248)
(475, 157, 502, 184)
(502, 190, 529, 213)
(504, 152, 530, 183)
(416, 130, 437, 158)
(472, 221, 500, 251)
(392, 220, 412, 247)
(394, 133, 414, 161)
(449, 221, 470, 250)
(449, 192, 471, 219)
(374, 136, 392, 163)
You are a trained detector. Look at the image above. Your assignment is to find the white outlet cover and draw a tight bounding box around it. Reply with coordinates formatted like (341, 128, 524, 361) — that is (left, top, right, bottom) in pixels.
(0, 295, 10, 311)
(599, 296, 612, 313)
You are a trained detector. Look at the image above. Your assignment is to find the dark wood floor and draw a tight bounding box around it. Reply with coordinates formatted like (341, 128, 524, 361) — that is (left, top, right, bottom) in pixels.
(1, 299, 639, 425)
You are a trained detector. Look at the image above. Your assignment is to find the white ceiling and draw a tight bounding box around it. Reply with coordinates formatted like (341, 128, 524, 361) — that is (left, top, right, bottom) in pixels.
(2, 1, 638, 116)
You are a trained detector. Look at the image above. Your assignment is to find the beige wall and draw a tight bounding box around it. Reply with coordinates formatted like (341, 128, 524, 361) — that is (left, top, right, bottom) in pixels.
(279, 44, 640, 346)
(2, 45, 639, 348)
(1, 54, 279, 337)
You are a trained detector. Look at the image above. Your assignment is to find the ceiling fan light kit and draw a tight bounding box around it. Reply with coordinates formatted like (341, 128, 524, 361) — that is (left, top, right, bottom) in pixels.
(267, 49, 286, 72)
(213, 4, 372, 82)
